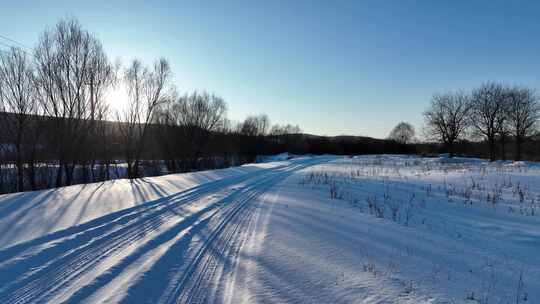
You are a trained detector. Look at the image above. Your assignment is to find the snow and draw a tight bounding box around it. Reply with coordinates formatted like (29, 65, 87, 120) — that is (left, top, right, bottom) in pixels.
(0, 160, 288, 250)
(256, 152, 297, 163)
(0, 155, 539, 303)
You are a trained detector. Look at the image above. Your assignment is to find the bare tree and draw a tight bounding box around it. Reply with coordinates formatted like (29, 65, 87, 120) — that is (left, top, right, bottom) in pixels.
(153, 88, 182, 172)
(118, 58, 171, 178)
(505, 86, 540, 161)
(240, 114, 270, 136)
(423, 91, 471, 157)
(469, 82, 507, 161)
(388, 122, 415, 144)
(93, 103, 113, 180)
(269, 124, 301, 136)
(172, 91, 227, 167)
(34, 18, 107, 186)
(26, 106, 45, 190)
(83, 42, 116, 181)
(0, 47, 37, 192)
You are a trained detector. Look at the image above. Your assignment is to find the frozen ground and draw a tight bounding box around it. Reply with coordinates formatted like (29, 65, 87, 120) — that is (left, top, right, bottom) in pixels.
(0, 155, 538, 303)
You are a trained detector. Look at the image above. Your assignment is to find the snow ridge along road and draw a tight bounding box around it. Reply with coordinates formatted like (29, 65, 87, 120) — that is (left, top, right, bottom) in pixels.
(0, 157, 327, 304)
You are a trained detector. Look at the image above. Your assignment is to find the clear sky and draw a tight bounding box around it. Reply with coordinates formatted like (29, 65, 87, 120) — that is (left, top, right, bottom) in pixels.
(1, 1, 540, 138)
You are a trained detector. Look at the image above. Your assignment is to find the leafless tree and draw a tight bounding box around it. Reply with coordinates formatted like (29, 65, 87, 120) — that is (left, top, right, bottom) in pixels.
(93, 103, 114, 180)
(505, 86, 540, 160)
(0, 47, 37, 191)
(240, 114, 270, 136)
(153, 88, 182, 172)
(257, 114, 271, 136)
(269, 124, 301, 136)
(172, 91, 227, 166)
(388, 122, 415, 144)
(469, 82, 507, 161)
(117, 58, 171, 178)
(82, 42, 116, 181)
(423, 91, 471, 157)
(34, 18, 107, 186)
(26, 107, 44, 190)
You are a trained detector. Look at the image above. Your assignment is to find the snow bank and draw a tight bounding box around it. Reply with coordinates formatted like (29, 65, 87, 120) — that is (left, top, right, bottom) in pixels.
(0, 160, 288, 250)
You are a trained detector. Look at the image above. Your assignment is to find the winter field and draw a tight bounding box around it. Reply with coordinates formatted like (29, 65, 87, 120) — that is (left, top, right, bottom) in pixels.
(0, 155, 539, 303)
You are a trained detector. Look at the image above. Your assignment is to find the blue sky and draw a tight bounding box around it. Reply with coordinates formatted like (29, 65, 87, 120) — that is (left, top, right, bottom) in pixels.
(1, 1, 540, 138)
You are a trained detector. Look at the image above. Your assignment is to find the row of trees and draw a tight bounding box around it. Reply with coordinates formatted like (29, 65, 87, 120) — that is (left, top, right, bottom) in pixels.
(423, 83, 539, 160)
(0, 18, 129, 191)
(0, 18, 307, 193)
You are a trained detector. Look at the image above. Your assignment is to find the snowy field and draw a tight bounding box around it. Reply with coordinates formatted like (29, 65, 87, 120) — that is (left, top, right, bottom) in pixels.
(0, 155, 539, 303)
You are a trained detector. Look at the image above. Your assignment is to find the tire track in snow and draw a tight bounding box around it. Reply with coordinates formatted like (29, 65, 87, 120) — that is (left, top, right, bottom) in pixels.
(112, 160, 320, 304)
(2, 192, 226, 304)
(76, 171, 283, 304)
(169, 176, 275, 304)
(148, 162, 318, 303)
(0, 164, 288, 268)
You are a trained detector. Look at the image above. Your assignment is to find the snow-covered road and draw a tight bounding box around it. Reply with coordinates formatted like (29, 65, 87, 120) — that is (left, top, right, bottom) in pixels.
(0, 157, 346, 304)
(1, 155, 539, 303)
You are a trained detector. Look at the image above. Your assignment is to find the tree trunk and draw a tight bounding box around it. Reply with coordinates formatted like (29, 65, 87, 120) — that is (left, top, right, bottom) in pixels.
(29, 162, 37, 190)
(447, 141, 455, 158)
(16, 161, 24, 192)
(90, 159, 96, 182)
(500, 135, 506, 161)
(64, 163, 74, 186)
(81, 162, 89, 183)
(55, 163, 63, 187)
(488, 138, 496, 162)
(515, 136, 523, 161)
(105, 161, 110, 180)
(133, 160, 140, 179)
(127, 162, 132, 179)
(15, 141, 23, 192)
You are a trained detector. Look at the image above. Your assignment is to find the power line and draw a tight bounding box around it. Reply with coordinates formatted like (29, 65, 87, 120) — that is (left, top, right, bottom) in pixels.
(0, 40, 15, 50)
(0, 40, 32, 56)
(0, 34, 33, 57)
(0, 34, 31, 50)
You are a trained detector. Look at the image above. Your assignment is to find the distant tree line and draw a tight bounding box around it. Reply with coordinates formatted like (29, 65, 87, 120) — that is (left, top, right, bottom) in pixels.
(420, 82, 540, 161)
(387, 83, 540, 161)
